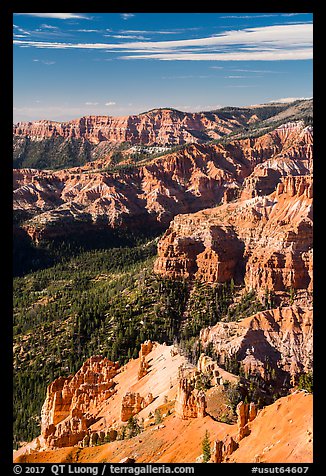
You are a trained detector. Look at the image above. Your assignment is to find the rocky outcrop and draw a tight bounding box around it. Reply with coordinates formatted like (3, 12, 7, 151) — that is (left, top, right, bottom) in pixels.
(12, 108, 260, 147)
(15, 391, 312, 464)
(199, 306, 313, 380)
(154, 174, 313, 296)
(211, 435, 239, 463)
(211, 436, 239, 463)
(13, 122, 312, 243)
(40, 356, 119, 448)
(139, 340, 153, 358)
(174, 366, 207, 419)
(236, 401, 257, 441)
(119, 457, 136, 463)
(210, 401, 257, 462)
(80, 428, 117, 448)
(138, 340, 153, 380)
(138, 358, 150, 381)
(197, 354, 238, 385)
(120, 392, 154, 422)
(240, 123, 313, 201)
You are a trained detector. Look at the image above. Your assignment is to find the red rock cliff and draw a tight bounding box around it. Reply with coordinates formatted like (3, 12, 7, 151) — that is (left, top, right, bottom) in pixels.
(13, 109, 247, 146)
(13, 122, 312, 243)
(154, 174, 313, 296)
(40, 356, 119, 448)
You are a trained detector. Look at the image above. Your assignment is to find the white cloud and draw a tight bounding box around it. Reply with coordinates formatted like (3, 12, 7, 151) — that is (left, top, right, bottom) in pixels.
(121, 13, 135, 20)
(40, 24, 58, 30)
(119, 28, 200, 35)
(13, 23, 313, 62)
(74, 29, 102, 33)
(225, 75, 249, 78)
(13, 24, 31, 35)
(105, 101, 116, 106)
(32, 59, 56, 65)
(231, 68, 282, 74)
(85, 102, 99, 105)
(105, 34, 149, 40)
(15, 13, 91, 20)
(120, 49, 312, 61)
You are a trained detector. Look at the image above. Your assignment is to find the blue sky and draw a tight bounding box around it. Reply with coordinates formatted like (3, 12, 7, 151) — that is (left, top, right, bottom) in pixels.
(13, 12, 313, 122)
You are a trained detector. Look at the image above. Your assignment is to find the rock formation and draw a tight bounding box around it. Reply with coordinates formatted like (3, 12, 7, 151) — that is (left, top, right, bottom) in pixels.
(174, 366, 207, 419)
(40, 356, 119, 448)
(197, 353, 238, 386)
(199, 306, 313, 380)
(138, 341, 153, 380)
(211, 436, 239, 463)
(154, 173, 313, 298)
(13, 122, 312, 243)
(120, 392, 154, 422)
(12, 108, 261, 147)
(14, 346, 313, 464)
(210, 401, 257, 462)
(236, 401, 257, 441)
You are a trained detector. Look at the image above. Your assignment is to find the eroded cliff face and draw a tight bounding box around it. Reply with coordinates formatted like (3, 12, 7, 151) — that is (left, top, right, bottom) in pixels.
(13, 122, 312, 243)
(154, 174, 313, 296)
(17, 343, 191, 454)
(13, 108, 258, 147)
(199, 306, 313, 379)
(120, 392, 154, 422)
(40, 357, 119, 448)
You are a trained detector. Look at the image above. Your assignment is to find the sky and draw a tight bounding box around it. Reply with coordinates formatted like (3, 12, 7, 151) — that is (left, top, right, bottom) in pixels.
(13, 12, 313, 122)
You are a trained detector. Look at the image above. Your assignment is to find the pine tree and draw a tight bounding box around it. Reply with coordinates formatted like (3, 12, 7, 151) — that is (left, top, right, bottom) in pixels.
(202, 430, 211, 463)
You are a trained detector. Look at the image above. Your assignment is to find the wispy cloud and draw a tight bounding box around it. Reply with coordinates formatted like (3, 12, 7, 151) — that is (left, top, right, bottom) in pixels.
(121, 14, 135, 21)
(230, 68, 283, 74)
(85, 102, 99, 105)
(224, 75, 259, 79)
(13, 24, 31, 36)
(15, 13, 91, 20)
(73, 29, 101, 33)
(220, 14, 306, 19)
(105, 34, 150, 40)
(119, 28, 200, 35)
(33, 59, 56, 65)
(13, 23, 313, 62)
(226, 84, 260, 88)
(162, 75, 211, 80)
(105, 101, 116, 106)
(40, 24, 58, 30)
(123, 50, 312, 61)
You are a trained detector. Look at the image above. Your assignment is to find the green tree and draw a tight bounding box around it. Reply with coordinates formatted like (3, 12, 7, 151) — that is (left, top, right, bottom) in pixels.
(202, 430, 211, 463)
(154, 409, 163, 424)
(297, 372, 313, 393)
(126, 416, 141, 438)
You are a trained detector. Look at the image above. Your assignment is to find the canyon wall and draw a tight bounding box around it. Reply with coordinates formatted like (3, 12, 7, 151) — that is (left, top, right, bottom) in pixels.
(154, 173, 313, 297)
(13, 109, 248, 146)
(13, 122, 312, 243)
(199, 306, 313, 379)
